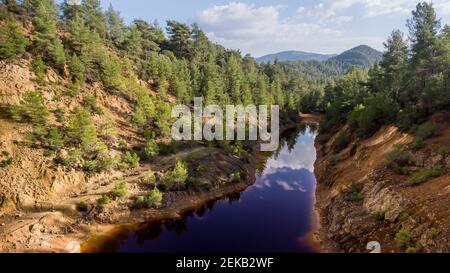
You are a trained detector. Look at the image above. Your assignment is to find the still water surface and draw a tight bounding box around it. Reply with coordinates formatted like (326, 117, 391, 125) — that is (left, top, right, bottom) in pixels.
(103, 125, 319, 253)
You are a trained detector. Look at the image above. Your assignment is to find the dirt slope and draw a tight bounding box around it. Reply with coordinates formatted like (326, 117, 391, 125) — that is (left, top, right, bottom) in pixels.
(315, 115, 450, 253)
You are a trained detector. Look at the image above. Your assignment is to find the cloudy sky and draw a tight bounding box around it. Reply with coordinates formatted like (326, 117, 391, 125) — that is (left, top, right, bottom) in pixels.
(97, 0, 450, 57)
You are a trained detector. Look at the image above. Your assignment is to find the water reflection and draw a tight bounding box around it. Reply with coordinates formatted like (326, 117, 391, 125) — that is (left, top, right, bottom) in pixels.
(88, 125, 319, 253)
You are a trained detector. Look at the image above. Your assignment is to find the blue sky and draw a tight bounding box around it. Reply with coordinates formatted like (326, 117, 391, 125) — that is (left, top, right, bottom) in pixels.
(80, 0, 450, 57)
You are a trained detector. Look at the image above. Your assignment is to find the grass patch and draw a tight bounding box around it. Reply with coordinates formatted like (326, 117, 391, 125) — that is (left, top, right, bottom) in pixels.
(372, 211, 386, 221)
(408, 165, 444, 186)
(345, 182, 364, 202)
(395, 228, 412, 247)
(111, 178, 129, 198)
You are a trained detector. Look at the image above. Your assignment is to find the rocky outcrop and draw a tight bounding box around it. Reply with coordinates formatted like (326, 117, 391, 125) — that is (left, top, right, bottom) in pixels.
(315, 121, 450, 253)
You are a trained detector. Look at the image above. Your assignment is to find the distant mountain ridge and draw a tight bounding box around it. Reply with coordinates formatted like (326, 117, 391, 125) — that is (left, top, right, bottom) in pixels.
(256, 51, 336, 63)
(279, 45, 383, 78)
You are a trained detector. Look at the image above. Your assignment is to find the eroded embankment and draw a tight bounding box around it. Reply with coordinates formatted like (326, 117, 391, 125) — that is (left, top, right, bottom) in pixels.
(314, 114, 450, 253)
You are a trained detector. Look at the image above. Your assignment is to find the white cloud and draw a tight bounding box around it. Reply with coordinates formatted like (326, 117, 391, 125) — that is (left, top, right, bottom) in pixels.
(310, 0, 450, 18)
(297, 6, 306, 14)
(196, 2, 366, 56)
(195, 1, 449, 57)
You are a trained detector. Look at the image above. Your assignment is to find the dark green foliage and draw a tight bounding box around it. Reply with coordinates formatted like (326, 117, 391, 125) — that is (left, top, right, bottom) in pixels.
(30, 57, 47, 82)
(76, 202, 89, 212)
(395, 229, 412, 247)
(111, 178, 128, 198)
(0, 151, 13, 168)
(123, 152, 140, 169)
(333, 132, 350, 152)
(10, 90, 49, 125)
(385, 145, 416, 173)
(345, 182, 364, 202)
(0, 20, 28, 60)
(414, 123, 437, 140)
(408, 165, 444, 185)
(136, 188, 163, 208)
(144, 139, 159, 158)
(348, 92, 399, 137)
(66, 108, 101, 155)
(372, 211, 386, 221)
(83, 95, 103, 114)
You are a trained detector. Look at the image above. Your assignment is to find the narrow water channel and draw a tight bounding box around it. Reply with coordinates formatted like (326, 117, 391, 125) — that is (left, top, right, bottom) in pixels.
(95, 125, 319, 253)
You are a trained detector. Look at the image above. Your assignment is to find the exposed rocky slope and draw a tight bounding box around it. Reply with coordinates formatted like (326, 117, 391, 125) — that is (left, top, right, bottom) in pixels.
(315, 114, 450, 253)
(0, 59, 280, 252)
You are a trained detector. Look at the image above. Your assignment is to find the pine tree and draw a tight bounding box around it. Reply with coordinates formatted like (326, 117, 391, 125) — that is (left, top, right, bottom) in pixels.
(407, 2, 441, 88)
(379, 30, 408, 101)
(106, 4, 126, 47)
(166, 20, 192, 60)
(0, 20, 28, 60)
(81, 0, 107, 38)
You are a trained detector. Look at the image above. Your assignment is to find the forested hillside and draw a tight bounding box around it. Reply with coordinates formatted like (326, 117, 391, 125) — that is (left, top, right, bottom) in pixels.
(283, 45, 382, 78)
(256, 50, 336, 63)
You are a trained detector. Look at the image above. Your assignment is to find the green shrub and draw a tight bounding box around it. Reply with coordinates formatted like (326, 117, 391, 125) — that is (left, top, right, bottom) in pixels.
(145, 188, 163, 208)
(385, 145, 416, 172)
(98, 195, 110, 205)
(142, 169, 156, 184)
(345, 182, 364, 202)
(414, 123, 437, 140)
(429, 228, 440, 238)
(397, 212, 409, 222)
(333, 132, 350, 152)
(395, 229, 412, 247)
(0, 156, 13, 168)
(10, 91, 49, 125)
(30, 57, 47, 83)
(0, 21, 28, 60)
(67, 109, 101, 155)
(76, 202, 89, 212)
(53, 108, 65, 123)
(111, 178, 128, 198)
(405, 247, 417, 253)
(144, 139, 159, 158)
(83, 95, 103, 115)
(437, 146, 449, 157)
(411, 137, 424, 149)
(229, 171, 241, 183)
(408, 165, 444, 186)
(123, 152, 140, 168)
(166, 159, 188, 187)
(372, 211, 385, 221)
(187, 177, 212, 191)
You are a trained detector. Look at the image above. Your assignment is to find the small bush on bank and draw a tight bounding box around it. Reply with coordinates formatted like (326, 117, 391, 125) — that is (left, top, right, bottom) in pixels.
(414, 123, 437, 140)
(411, 137, 424, 149)
(10, 90, 49, 125)
(229, 171, 241, 183)
(144, 139, 159, 158)
(122, 152, 140, 169)
(397, 212, 409, 222)
(395, 229, 412, 247)
(142, 169, 156, 184)
(165, 159, 188, 188)
(112, 178, 128, 198)
(405, 247, 417, 253)
(83, 95, 103, 115)
(333, 132, 350, 152)
(372, 211, 385, 221)
(76, 202, 89, 212)
(136, 188, 163, 208)
(385, 145, 416, 173)
(429, 228, 440, 238)
(186, 177, 212, 191)
(408, 165, 444, 186)
(345, 182, 364, 202)
(437, 146, 449, 157)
